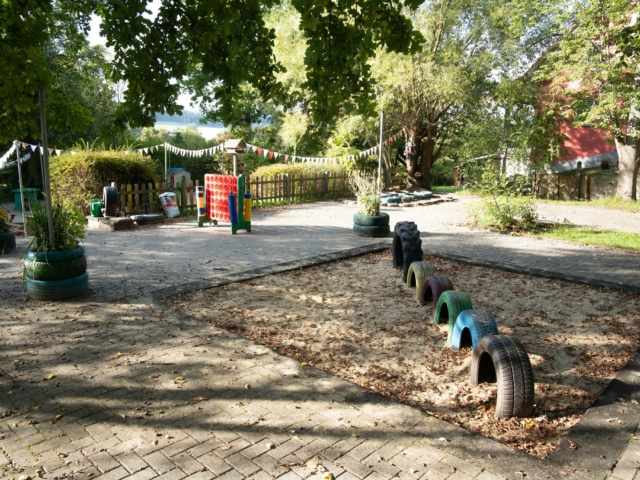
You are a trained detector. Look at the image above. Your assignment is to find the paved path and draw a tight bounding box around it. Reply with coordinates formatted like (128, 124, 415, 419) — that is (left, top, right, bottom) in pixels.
(1, 198, 639, 480)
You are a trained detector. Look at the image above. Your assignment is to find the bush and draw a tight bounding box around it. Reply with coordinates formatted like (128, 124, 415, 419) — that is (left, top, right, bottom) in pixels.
(251, 162, 347, 177)
(349, 174, 381, 216)
(50, 150, 159, 214)
(26, 200, 85, 252)
(467, 196, 538, 231)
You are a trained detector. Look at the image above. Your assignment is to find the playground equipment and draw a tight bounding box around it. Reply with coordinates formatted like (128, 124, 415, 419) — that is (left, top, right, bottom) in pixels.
(392, 220, 535, 419)
(200, 174, 251, 234)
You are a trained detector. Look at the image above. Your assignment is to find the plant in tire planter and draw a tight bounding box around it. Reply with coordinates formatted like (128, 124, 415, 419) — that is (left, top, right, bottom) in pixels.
(349, 174, 390, 237)
(23, 200, 88, 301)
(0, 206, 16, 254)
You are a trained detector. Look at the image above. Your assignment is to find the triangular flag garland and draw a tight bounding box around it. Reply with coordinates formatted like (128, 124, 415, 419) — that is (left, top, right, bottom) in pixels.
(1, 127, 410, 170)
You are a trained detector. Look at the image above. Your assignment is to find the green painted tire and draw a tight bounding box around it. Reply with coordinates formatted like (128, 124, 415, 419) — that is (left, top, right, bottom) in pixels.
(433, 290, 473, 343)
(26, 272, 89, 301)
(353, 224, 391, 237)
(406, 261, 435, 300)
(384, 196, 401, 204)
(26, 246, 85, 263)
(353, 212, 390, 227)
(24, 255, 87, 281)
(0, 230, 16, 254)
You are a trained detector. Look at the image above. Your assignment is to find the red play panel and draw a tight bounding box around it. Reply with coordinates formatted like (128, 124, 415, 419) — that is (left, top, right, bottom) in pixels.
(205, 174, 238, 223)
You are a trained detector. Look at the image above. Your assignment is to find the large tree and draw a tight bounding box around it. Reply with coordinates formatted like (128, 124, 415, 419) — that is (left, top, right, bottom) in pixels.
(539, 0, 640, 199)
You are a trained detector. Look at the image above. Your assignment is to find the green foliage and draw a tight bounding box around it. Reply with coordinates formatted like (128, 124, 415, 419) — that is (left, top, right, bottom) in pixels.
(251, 162, 346, 177)
(466, 163, 539, 231)
(0, 206, 10, 233)
(349, 174, 381, 216)
(535, 225, 640, 252)
(50, 149, 159, 214)
(278, 111, 309, 155)
(26, 200, 86, 252)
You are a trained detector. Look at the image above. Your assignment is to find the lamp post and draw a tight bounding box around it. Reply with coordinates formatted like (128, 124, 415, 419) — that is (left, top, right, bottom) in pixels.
(39, 88, 54, 248)
(376, 88, 384, 190)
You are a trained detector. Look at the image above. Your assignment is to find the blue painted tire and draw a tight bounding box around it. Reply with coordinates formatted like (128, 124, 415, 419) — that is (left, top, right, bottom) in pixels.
(451, 310, 498, 352)
(0, 230, 16, 254)
(384, 196, 401, 204)
(400, 195, 415, 202)
(26, 246, 84, 263)
(26, 272, 89, 301)
(415, 191, 433, 200)
(433, 291, 473, 343)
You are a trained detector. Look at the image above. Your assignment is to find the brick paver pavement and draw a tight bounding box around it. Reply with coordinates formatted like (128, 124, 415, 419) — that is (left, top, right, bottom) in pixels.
(1, 198, 639, 480)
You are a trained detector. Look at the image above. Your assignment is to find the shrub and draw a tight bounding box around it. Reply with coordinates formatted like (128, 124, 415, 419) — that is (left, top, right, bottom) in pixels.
(251, 162, 347, 177)
(0, 206, 10, 232)
(50, 150, 159, 214)
(349, 174, 381, 216)
(25, 200, 86, 252)
(467, 196, 538, 231)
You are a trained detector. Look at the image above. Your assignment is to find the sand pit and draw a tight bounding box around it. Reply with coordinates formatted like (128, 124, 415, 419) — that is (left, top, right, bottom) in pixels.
(169, 251, 640, 458)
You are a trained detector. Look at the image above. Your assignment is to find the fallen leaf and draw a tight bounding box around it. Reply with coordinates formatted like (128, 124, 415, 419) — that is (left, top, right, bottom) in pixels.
(220, 444, 231, 451)
(174, 376, 183, 381)
(196, 396, 208, 402)
(51, 414, 63, 424)
(43, 374, 55, 381)
(301, 362, 308, 366)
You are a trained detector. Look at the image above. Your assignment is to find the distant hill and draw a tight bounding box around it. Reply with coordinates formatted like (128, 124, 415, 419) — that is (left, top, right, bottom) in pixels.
(155, 111, 223, 127)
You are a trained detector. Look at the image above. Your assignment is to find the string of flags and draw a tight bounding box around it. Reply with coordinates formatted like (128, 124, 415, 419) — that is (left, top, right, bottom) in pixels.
(0, 127, 409, 170)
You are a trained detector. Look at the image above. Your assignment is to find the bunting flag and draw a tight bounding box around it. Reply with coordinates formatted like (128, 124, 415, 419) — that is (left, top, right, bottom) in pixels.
(285, 154, 289, 162)
(269, 151, 274, 160)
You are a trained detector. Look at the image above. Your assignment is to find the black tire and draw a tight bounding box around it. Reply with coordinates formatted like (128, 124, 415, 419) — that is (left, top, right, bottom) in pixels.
(451, 310, 499, 352)
(418, 275, 454, 311)
(26, 272, 90, 301)
(353, 212, 390, 227)
(392, 222, 416, 268)
(406, 261, 435, 300)
(24, 255, 87, 281)
(433, 290, 473, 342)
(398, 228, 422, 282)
(103, 186, 118, 217)
(471, 335, 535, 418)
(0, 230, 16, 254)
(353, 224, 390, 237)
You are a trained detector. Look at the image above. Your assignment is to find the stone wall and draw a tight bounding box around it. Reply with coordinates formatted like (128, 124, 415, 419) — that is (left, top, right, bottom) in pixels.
(535, 171, 620, 200)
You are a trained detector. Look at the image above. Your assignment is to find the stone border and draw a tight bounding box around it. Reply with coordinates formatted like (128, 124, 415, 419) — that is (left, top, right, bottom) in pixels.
(426, 249, 640, 295)
(160, 242, 640, 479)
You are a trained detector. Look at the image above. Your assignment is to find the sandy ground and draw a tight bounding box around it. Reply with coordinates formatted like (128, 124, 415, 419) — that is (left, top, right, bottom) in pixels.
(170, 250, 640, 459)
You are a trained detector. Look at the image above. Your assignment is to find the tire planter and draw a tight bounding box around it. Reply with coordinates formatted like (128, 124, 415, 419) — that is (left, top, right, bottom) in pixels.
(406, 261, 435, 300)
(433, 290, 473, 342)
(400, 195, 415, 203)
(103, 186, 118, 217)
(0, 230, 16, 254)
(471, 335, 535, 418)
(418, 275, 454, 311)
(393, 224, 423, 282)
(353, 212, 390, 227)
(26, 272, 89, 301)
(451, 310, 499, 352)
(414, 191, 433, 200)
(353, 224, 390, 237)
(384, 196, 401, 204)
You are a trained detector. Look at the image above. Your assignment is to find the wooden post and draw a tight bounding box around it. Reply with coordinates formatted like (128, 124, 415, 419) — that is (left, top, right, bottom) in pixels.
(134, 183, 140, 212)
(181, 178, 188, 212)
(576, 161, 582, 200)
(586, 174, 591, 201)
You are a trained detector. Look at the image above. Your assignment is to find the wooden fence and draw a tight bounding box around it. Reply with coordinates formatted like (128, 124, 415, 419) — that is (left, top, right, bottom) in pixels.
(112, 171, 352, 214)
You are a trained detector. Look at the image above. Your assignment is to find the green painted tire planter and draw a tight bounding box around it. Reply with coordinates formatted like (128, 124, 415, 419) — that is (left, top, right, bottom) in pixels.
(0, 230, 16, 254)
(25, 245, 85, 263)
(353, 212, 390, 227)
(353, 224, 391, 237)
(24, 255, 87, 281)
(26, 272, 89, 301)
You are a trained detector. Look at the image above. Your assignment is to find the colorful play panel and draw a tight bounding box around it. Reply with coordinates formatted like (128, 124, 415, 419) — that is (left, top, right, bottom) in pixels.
(201, 174, 251, 234)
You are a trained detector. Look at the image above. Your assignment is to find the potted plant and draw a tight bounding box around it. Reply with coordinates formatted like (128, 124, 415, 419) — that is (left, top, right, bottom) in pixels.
(349, 174, 390, 237)
(23, 200, 88, 300)
(0, 206, 16, 253)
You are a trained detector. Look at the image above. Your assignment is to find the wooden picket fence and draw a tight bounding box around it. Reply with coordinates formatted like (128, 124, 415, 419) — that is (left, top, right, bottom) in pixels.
(112, 171, 352, 215)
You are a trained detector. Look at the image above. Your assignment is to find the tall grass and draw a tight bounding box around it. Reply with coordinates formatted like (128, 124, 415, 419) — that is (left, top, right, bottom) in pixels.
(26, 200, 86, 252)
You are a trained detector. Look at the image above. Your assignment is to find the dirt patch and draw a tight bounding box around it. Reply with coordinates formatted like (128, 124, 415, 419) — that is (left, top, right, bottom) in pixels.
(168, 251, 640, 458)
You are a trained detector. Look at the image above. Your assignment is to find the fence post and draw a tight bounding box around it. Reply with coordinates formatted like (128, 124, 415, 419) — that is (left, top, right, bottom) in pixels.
(181, 178, 188, 212)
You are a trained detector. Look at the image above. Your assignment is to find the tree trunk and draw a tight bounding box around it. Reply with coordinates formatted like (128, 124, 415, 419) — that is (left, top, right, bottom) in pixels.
(418, 137, 436, 189)
(406, 127, 436, 189)
(615, 137, 639, 200)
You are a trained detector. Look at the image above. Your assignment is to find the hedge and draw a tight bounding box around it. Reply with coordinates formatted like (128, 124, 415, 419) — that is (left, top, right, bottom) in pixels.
(251, 162, 347, 177)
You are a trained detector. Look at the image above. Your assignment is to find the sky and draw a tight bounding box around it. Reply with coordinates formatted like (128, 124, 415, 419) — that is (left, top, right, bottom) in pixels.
(87, 7, 198, 113)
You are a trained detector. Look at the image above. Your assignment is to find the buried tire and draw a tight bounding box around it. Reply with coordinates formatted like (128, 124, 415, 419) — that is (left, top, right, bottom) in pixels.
(26, 272, 90, 301)
(406, 261, 435, 300)
(353, 224, 390, 237)
(471, 335, 535, 418)
(353, 212, 390, 227)
(392, 222, 416, 268)
(451, 310, 499, 352)
(393, 225, 422, 282)
(433, 290, 473, 342)
(419, 275, 454, 311)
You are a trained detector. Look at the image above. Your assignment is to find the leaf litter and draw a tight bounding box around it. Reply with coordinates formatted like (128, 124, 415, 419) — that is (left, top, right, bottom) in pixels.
(169, 251, 640, 458)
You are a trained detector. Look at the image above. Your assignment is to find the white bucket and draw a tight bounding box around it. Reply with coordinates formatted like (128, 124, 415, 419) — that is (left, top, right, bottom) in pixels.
(159, 192, 180, 218)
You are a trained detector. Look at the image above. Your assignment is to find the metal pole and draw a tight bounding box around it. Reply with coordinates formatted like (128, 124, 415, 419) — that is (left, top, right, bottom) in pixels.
(15, 143, 27, 238)
(39, 88, 54, 248)
(164, 142, 168, 183)
(378, 109, 384, 190)
(38, 143, 44, 189)
(233, 154, 237, 176)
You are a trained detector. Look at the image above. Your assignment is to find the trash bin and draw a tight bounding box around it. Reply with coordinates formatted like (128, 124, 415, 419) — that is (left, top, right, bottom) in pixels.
(12, 188, 41, 211)
(159, 192, 180, 218)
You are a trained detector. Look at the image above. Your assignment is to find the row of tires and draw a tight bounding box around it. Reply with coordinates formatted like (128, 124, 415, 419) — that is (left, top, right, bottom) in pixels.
(392, 221, 535, 419)
(353, 212, 390, 237)
(24, 246, 89, 301)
